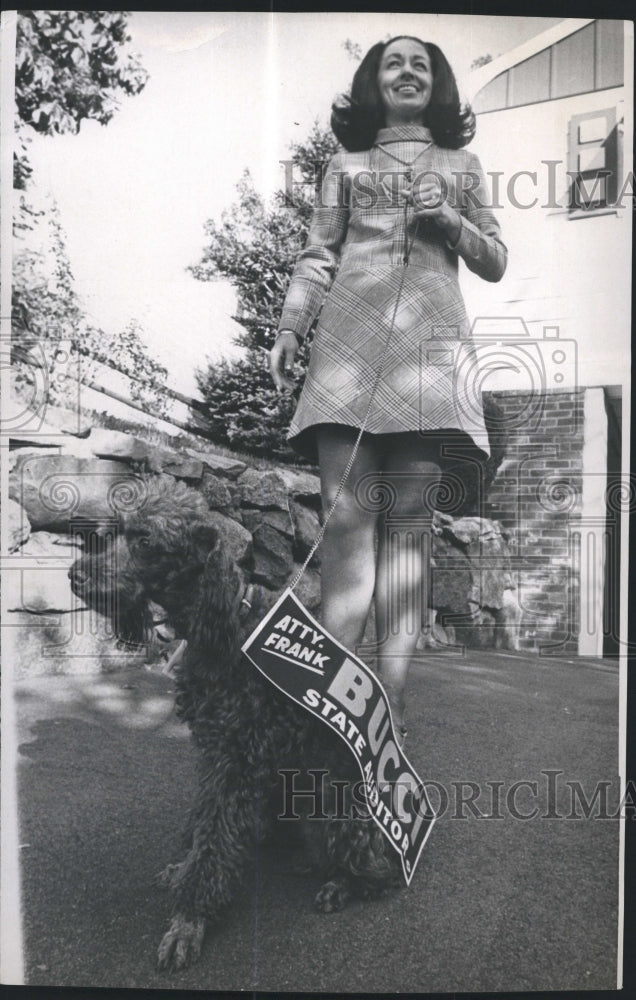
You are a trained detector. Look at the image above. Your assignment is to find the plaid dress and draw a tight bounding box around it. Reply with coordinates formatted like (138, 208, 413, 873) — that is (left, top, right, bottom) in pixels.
(278, 124, 507, 462)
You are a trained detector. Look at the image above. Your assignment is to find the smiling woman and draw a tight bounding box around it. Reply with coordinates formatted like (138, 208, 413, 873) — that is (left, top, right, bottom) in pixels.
(377, 38, 434, 125)
(328, 35, 478, 153)
(270, 34, 507, 742)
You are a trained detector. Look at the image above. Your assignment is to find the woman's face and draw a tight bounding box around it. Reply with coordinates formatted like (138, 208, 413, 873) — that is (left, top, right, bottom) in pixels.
(377, 39, 433, 126)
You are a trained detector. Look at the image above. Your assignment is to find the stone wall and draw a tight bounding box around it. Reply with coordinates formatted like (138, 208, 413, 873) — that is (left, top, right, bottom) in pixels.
(5, 414, 520, 679)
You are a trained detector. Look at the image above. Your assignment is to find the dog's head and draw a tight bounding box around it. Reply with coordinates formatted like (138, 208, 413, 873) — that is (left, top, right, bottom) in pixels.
(68, 476, 228, 645)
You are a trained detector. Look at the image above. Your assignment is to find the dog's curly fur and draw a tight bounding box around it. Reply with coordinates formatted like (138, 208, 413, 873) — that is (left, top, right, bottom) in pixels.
(69, 474, 400, 970)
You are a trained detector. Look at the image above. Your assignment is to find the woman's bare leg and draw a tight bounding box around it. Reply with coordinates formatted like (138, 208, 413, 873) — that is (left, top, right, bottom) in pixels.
(373, 437, 441, 739)
(316, 425, 382, 651)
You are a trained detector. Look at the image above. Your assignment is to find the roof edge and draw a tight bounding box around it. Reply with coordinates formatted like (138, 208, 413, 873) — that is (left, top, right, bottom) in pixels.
(468, 17, 596, 99)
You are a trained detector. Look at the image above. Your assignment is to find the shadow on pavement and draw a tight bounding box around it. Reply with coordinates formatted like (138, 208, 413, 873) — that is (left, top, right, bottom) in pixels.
(12, 652, 621, 992)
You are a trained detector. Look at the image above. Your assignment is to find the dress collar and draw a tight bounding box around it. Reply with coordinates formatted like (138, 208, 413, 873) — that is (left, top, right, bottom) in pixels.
(374, 124, 433, 144)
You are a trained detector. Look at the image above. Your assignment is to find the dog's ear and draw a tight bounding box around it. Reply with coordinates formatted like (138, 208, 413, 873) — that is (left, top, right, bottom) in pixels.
(190, 523, 219, 562)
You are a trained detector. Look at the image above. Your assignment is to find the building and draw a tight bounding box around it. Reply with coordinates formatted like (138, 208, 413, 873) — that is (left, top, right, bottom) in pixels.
(463, 18, 632, 656)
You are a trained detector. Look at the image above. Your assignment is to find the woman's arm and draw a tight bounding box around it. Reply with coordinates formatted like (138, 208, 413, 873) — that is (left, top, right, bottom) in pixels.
(411, 151, 507, 283)
(276, 151, 350, 340)
(443, 151, 507, 283)
(271, 152, 349, 392)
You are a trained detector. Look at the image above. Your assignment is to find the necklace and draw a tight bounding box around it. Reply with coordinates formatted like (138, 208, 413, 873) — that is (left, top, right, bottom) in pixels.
(374, 140, 433, 183)
(374, 140, 432, 264)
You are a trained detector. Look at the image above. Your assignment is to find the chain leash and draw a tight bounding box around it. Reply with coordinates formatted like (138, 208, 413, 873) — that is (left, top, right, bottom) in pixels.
(289, 210, 419, 591)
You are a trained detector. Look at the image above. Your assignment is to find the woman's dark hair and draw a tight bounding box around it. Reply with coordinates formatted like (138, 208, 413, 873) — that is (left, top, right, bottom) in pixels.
(331, 36, 476, 152)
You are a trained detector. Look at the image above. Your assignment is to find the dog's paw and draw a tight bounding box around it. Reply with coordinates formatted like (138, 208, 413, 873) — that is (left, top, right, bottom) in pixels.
(157, 915, 205, 971)
(314, 879, 351, 913)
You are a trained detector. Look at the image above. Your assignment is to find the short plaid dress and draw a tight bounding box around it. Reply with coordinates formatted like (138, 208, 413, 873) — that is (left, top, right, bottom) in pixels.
(277, 124, 507, 463)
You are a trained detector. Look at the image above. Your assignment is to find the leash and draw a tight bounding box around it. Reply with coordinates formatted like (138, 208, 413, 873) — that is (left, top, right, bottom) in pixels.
(289, 205, 420, 591)
(165, 201, 420, 623)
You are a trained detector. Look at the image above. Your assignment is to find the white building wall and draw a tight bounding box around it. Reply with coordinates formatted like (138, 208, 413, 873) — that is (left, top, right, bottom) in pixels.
(459, 51, 632, 396)
(460, 21, 632, 658)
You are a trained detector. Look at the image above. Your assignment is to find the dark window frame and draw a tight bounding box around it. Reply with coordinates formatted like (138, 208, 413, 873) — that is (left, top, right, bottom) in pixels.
(567, 107, 620, 215)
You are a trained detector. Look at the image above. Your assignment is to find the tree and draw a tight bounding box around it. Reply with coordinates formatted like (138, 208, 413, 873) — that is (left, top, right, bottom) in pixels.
(11, 11, 165, 421)
(191, 122, 339, 460)
(195, 356, 299, 461)
(14, 10, 148, 189)
(11, 197, 100, 406)
(342, 38, 363, 61)
(12, 197, 168, 416)
(189, 171, 306, 354)
(107, 320, 169, 416)
(471, 54, 493, 69)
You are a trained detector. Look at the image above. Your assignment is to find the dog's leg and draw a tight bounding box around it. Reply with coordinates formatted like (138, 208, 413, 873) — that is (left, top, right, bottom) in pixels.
(314, 875, 353, 912)
(162, 638, 187, 675)
(157, 912, 206, 971)
(157, 829, 255, 970)
(157, 757, 269, 971)
(314, 797, 400, 913)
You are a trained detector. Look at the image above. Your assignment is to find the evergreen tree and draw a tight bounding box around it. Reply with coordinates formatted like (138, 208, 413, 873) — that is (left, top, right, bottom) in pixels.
(191, 122, 340, 460)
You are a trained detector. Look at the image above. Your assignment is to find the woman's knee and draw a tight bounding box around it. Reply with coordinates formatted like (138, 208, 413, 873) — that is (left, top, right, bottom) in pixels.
(321, 488, 377, 539)
(382, 478, 441, 519)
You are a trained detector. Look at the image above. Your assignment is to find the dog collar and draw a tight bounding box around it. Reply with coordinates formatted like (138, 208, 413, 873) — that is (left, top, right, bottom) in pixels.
(238, 582, 255, 618)
(151, 582, 255, 641)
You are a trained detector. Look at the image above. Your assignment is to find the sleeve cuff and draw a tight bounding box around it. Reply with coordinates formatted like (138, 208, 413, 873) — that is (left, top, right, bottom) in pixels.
(445, 215, 487, 262)
(277, 308, 306, 341)
(444, 215, 464, 252)
(277, 327, 302, 343)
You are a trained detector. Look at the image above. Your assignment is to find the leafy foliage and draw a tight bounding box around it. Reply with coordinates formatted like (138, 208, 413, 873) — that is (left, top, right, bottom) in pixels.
(14, 10, 148, 188)
(12, 199, 168, 417)
(11, 11, 165, 419)
(471, 53, 494, 69)
(191, 122, 340, 460)
(105, 320, 169, 415)
(342, 38, 363, 62)
(189, 171, 304, 354)
(12, 199, 99, 404)
(195, 352, 303, 461)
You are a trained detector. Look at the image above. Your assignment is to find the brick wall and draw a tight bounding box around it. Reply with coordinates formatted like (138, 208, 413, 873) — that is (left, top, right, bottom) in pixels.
(484, 389, 586, 655)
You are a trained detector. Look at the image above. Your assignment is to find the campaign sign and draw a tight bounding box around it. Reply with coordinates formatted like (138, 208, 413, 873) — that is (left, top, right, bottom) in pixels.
(241, 587, 436, 885)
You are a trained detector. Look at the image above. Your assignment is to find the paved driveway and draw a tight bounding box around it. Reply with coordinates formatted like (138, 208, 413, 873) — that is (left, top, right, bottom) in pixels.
(11, 648, 620, 992)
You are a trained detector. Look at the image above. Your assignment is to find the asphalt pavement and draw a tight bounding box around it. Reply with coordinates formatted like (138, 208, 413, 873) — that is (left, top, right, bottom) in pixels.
(11, 648, 621, 993)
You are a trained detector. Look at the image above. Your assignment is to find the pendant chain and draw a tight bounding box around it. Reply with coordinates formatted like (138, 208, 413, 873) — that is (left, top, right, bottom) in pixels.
(374, 141, 432, 182)
(288, 142, 427, 589)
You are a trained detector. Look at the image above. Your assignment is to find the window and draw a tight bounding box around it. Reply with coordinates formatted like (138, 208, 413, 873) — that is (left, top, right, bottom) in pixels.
(567, 108, 618, 211)
(595, 20, 624, 89)
(473, 20, 624, 113)
(472, 71, 508, 114)
(509, 48, 550, 107)
(551, 23, 595, 98)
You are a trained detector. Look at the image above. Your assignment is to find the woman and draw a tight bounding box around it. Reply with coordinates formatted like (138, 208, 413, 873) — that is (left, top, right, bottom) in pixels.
(270, 36, 506, 742)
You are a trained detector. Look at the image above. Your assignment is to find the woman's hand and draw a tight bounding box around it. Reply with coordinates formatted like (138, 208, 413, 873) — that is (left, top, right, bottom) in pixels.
(406, 176, 462, 244)
(269, 330, 300, 394)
